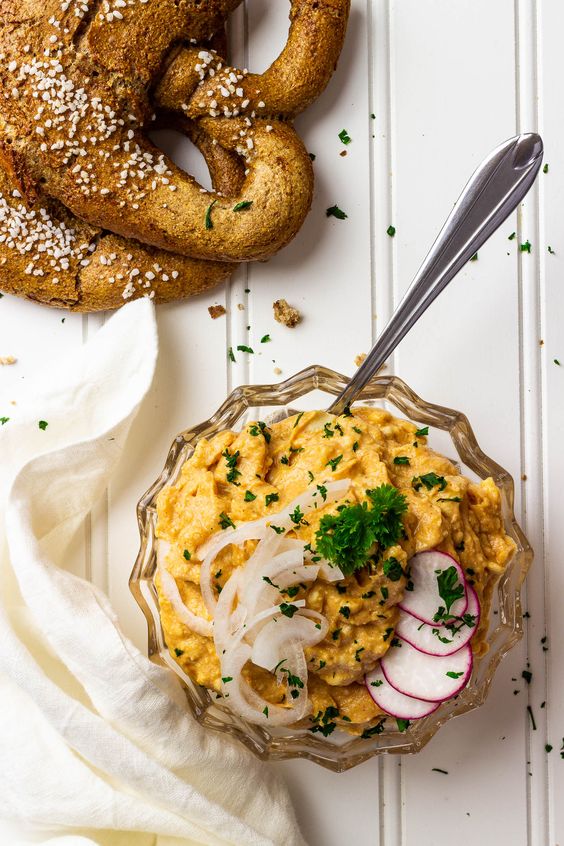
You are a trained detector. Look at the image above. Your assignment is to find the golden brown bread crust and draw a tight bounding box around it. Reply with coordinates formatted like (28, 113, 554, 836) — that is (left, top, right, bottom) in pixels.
(0, 0, 350, 310)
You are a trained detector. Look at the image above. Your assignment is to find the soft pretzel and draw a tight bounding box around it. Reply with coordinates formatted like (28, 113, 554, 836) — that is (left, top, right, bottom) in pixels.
(0, 0, 350, 308)
(0, 114, 240, 310)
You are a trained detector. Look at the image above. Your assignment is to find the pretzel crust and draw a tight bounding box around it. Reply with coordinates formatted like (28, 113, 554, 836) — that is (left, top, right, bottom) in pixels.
(0, 0, 350, 310)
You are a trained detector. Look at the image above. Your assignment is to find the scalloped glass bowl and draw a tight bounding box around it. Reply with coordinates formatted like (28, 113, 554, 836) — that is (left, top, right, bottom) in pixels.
(130, 366, 532, 772)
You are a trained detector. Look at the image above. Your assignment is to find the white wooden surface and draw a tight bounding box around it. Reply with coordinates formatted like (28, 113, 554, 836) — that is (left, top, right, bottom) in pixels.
(1, 1, 563, 843)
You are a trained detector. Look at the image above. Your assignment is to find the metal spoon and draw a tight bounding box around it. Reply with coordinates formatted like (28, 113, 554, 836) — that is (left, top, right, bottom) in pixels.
(328, 132, 543, 415)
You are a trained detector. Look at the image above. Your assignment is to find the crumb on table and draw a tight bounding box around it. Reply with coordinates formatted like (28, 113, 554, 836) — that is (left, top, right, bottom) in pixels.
(273, 298, 301, 328)
(208, 305, 226, 319)
(354, 353, 367, 368)
(0, 355, 17, 366)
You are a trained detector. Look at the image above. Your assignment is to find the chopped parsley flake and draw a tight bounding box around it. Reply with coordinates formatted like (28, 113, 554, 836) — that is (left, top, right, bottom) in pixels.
(393, 456, 410, 465)
(237, 344, 254, 354)
(263, 706, 269, 717)
(249, 421, 271, 443)
(520, 240, 532, 253)
(205, 199, 217, 229)
(554, 359, 561, 366)
(0, 417, 9, 425)
(326, 205, 347, 220)
(233, 200, 253, 212)
(316, 484, 328, 501)
(219, 512, 235, 530)
(293, 412, 305, 428)
(244, 490, 257, 502)
(414, 426, 429, 437)
(222, 676, 233, 683)
(279, 603, 299, 618)
(383, 557, 403, 581)
(183, 549, 191, 561)
(228, 347, 236, 363)
(433, 566, 465, 622)
(509, 232, 516, 240)
(326, 455, 343, 471)
(270, 524, 285, 534)
(396, 718, 410, 733)
(338, 128, 352, 145)
(174, 648, 184, 657)
(222, 449, 241, 485)
(361, 719, 386, 739)
(332, 628, 342, 640)
(387, 225, 396, 237)
(446, 671, 464, 679)
(543, 163, 549, 173)
(522, 669, 533, 685)
(470, 253, 478, 261)
(354, 646, 365, 662)
(260, 334, 271, 343)
(322, 422, 335, 438)
(370, 679, 383, 687)
(412, 472, 447, 492)
(265, 493, 279, 507)
(339, 605, 350, 619)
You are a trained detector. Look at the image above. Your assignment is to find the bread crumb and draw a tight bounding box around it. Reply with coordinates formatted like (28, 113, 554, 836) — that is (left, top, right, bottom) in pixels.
(273, 299, 301, 328)
(354, 353, 367, 368)
(0, 355, 17, 366)
(273, 367, 282, 375)
(208, 305, 226, 319)
(237, 303, 245, 311)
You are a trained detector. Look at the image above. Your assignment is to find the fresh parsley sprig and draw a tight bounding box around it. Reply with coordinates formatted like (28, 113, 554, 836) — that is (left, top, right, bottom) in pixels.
(314, 484, 407, 575)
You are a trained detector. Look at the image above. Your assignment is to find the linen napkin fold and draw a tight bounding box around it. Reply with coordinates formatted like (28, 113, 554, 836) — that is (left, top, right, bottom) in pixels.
(0, 300, 306, 846)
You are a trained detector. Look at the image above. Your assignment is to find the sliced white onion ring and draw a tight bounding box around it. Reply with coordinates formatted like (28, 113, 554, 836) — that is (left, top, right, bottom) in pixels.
(156, 542, 213, 638)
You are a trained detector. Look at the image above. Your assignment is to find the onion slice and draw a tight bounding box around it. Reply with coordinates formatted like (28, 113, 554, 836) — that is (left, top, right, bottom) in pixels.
(156, 541, 213, 638)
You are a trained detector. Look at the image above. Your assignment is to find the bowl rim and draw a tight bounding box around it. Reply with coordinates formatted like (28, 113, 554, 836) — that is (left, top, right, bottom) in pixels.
(130, 365, 533, 772)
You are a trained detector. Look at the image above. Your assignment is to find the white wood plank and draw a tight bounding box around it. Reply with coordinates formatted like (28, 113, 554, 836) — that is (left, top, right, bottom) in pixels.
(244, 3, 381, 843)
(387, 1, 530, 844)
(536, 2, 564, 844)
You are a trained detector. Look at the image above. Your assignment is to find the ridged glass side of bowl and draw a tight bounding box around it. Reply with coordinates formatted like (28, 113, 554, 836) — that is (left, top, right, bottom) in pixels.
(130, 366, 532, 772)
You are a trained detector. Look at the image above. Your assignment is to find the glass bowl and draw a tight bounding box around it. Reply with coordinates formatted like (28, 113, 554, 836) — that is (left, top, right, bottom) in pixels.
(130, 366, 532, 772)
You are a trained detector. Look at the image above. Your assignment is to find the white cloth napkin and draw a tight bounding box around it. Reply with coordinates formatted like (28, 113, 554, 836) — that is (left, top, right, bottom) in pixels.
(0, 300, 306, 846)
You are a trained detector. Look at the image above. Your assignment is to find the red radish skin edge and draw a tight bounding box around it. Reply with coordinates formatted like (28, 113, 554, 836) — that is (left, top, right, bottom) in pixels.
(381, 640, 474, 703)
(364, 670, 441, 721)
(397, 585, 481, 657)
(398, 550, 468, 627)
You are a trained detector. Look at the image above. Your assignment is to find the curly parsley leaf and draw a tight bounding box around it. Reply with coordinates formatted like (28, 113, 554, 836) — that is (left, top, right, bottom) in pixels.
(314, 484, 407, 575)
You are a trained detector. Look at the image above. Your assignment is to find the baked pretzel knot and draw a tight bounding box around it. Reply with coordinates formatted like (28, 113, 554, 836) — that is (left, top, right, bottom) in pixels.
(0, 0, 350, 310)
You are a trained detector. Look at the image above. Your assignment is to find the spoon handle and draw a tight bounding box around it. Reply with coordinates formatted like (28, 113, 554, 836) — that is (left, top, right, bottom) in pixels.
(328, 132, 543, 415)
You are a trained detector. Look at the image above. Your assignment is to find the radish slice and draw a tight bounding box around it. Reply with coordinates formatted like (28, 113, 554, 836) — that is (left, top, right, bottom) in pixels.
(399, 550, 468, 626)
(365, 666, 440, 720)
(381, 638, 473, 702)
(396, 585, 480, 657)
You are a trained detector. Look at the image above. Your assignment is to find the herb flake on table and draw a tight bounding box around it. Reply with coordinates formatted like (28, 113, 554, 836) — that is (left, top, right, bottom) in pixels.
(260, 334, 271, 343)
(543, 163, 549, 173)
(38, 420, 48, 430)
(554, 359, 561, 366)
(228, 346, 236, 362)
(387, 225, 396, 237)
(326, 205, 347, 220)
(237, 344, 254, 354)
(432, 768, 449, 775)
(508, 232, 516, 240)
(527, 705, 537, 730)
(520, 240, 532, 253)
(0, 416, 9, 425)
(548, 245, 555, 254)
(338, 129, 352, 145)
